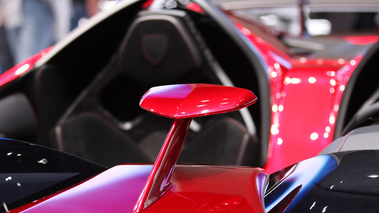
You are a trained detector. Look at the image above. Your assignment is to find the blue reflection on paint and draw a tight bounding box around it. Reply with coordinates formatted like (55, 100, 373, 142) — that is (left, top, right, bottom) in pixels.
(265, 155, 338, 212)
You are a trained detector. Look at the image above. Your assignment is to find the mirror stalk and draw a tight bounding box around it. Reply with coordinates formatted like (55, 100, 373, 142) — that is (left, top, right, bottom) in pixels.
(134, 118, 192, 212)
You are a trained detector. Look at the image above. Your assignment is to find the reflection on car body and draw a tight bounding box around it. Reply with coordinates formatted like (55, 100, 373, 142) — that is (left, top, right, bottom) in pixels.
(0, 0, 377, 211)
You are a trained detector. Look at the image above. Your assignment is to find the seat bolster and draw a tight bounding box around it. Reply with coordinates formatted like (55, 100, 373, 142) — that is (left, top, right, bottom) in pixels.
(56, 112, 151, 167)
(179, 117, 260, 166)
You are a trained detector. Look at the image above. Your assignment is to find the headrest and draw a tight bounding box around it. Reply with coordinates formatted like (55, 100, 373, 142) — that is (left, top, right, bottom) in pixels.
(117, 10, 202, 85)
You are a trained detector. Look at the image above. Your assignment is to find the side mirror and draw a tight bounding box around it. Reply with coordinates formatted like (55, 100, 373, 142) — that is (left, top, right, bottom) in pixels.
(134, 84, 257, 212)
(139, 83, 257, 119)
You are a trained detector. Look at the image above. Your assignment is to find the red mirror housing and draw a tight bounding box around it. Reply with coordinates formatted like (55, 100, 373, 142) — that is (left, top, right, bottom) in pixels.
(135, 84, 257, 212)
(139, 84, 257, 119)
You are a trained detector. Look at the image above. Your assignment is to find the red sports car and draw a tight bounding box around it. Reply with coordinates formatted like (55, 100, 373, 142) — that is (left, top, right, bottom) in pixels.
(0, 0, 377, 212)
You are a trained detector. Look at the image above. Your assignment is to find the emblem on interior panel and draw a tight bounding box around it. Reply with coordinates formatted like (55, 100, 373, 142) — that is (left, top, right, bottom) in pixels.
(141, 34, 168, 66)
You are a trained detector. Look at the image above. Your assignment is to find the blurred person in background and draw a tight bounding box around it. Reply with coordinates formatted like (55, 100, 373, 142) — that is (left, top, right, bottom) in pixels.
(0, 0, 71, 64)
(0, 0, 20, 69)
(0, 21, 14, 73)
(71, 0, 99, 30)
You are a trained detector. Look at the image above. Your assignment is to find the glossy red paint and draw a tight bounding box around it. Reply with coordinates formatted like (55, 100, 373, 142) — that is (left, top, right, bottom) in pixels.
(146, 165, 268, 213)
(134, 118, 192, 212)
(136, 84, 258, 211)
(140, 84, 257, 119)
(10, 165, 152, 213)
(264, 55, 364, 173)
(234, 18, 368, 173)
(11, 165, 268, 212)
(0, 47, 52, 88)
(2, 2, 378, 212)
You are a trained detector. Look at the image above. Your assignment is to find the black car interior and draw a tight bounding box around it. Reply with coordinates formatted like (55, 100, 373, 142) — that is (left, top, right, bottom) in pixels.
(0, 0, 271, 167)
(334, 39, 379, 138)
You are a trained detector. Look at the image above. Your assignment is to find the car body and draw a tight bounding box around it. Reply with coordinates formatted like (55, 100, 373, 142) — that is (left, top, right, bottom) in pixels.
(2, 82, 379, 212)
(0, 0, 378, 211)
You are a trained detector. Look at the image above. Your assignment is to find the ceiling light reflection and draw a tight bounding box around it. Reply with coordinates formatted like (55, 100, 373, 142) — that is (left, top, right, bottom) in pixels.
(38, 158, 48, 164)
(271, 124, 279, 135)
(2, 202, 9, 212)
(272, 104, 278, 112)
(277, 138, 283, 145)
(308, 77, 316, 84)
(310, 132, 318, 140)
(310, 201, 316, 210)
(329, 115, 335, 124)
(323, 133, 329, 138)
(326, 71, 336, 77)
(284, 77, 301, 85)
(15, 64, 30, 76)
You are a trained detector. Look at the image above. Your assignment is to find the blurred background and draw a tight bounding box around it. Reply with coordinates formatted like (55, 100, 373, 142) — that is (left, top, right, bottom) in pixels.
(214, 0, 379, 36)
(0, 0, 121, 73)
(0, 0, 379, 73)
